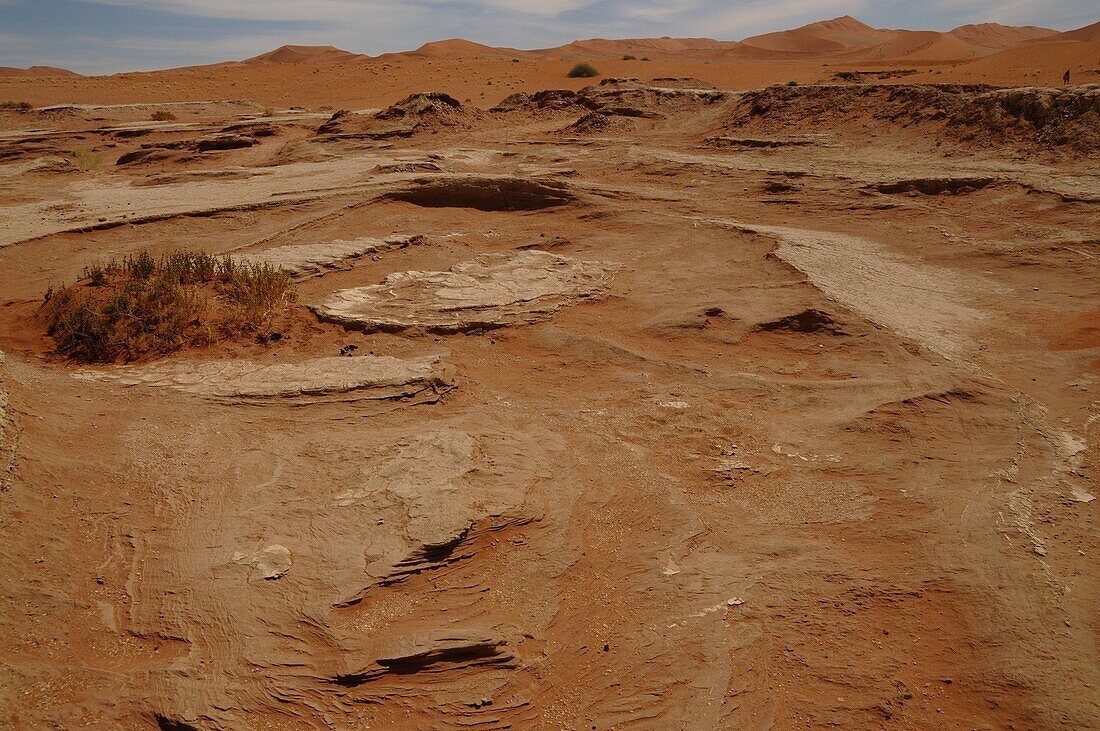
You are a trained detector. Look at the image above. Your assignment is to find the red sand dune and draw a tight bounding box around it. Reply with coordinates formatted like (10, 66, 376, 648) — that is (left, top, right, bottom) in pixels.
(741, 15, 899, 54)
(412, 38, 528, 58)
(951, 26, 1100, 84)
(243, 45, 366, 64)
(537, 37, 739, 60)
(0, 65, 80, 78)
(949, 23, 1058, 49)
(1059, 19, 1100, 42)
(848, 30, 987, 62)
(223, 16, 1089, 70)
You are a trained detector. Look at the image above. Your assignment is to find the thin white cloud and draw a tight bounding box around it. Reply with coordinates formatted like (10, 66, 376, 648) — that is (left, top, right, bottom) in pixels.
(79, 0, 598, 21)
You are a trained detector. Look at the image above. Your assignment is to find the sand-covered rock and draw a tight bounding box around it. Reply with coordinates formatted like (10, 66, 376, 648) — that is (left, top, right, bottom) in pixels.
(381, 174, 575, 210)
(494, 81, 727, 118)
(724, 83, 1100, 155)
(73, 355, 454, 405)
(310, 250, 619, 333)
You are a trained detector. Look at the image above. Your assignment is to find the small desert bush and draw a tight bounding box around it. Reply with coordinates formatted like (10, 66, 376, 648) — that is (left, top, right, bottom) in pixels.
(73, 148, 103, 171)
(151, 110, 176, 121)
(39, 250, 296, 362)
(1, 101, 33, 112)
(622, 54, 636, 61)
(567, 63, 599, 78)
(786, 80, 799, 87)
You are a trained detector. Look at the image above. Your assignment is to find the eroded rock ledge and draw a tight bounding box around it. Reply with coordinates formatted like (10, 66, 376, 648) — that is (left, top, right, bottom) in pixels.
(73, 354, 454, 405)
(237, 235, 425, 279)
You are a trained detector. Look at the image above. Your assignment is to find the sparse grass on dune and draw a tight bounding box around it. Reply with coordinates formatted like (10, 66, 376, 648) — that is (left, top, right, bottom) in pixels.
(39, 251, 297, 363)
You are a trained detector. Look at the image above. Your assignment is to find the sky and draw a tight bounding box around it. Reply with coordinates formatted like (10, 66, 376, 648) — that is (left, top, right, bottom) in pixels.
(1, 0, 1096, 74)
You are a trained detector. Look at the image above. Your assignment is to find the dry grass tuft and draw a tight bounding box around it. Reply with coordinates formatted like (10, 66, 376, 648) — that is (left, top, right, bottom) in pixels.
(73, 148, 103, 170)
(39, 251, 297, 362)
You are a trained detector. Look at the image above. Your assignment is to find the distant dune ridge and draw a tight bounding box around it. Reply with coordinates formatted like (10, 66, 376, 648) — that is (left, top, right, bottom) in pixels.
(2, 15, 1096, 78)
(220, 15, 1091, 68)
(242, 45, 367, 64)
(0, 66, 81, 78)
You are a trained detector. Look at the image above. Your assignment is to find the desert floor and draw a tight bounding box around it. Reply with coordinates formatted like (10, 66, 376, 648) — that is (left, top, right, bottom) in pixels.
(0, 71, 1097, 730)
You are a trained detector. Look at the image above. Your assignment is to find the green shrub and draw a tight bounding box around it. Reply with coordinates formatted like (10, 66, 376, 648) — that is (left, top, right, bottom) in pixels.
(39, 250, 296, 362)
(567, 63, 599, 78)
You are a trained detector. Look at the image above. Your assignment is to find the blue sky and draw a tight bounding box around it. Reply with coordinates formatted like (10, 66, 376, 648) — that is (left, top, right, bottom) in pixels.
(2, 0, 1095, 74)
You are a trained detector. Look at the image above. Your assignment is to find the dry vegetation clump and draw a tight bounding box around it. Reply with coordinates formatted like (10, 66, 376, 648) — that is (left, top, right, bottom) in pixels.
(73, 148, 103, 170)
(568, 63, 600, 78)
(151, 110, 176, 121)
(39, 251, 297, 362)
(0, 101, 33, 112)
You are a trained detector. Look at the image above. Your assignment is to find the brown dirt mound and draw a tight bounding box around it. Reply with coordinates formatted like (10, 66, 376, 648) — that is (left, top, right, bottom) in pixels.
(649, 77, 718, 89)
(558, 111, 637, 135)
(495, 80, 727, 120)
(316, 94, 482, 139)
(364, 92, 485, 138)
(723, 83, 1100, 156)
(491, 89, 593, 113)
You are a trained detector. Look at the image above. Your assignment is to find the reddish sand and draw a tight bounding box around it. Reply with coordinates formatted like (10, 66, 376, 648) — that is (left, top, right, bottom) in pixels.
(0, 14, 1097, 731)
(1, 16, 1096, 109)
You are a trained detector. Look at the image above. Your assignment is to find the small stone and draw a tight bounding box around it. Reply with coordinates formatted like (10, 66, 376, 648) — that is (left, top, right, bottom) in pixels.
(253, 544, 292, 580)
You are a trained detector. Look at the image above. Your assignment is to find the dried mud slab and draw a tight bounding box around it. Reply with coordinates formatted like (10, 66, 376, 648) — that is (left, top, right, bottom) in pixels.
(236, 234, 425, 279)
(734, 221, 995, 360)
(72, 354, 454, 405)
(310, 250, 619, 333)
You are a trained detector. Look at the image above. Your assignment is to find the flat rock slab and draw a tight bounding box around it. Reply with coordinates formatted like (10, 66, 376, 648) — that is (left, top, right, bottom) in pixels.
(73, 354, 454, 405)
(309, 250, 619, 333)
(236, 235, 424, 279)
